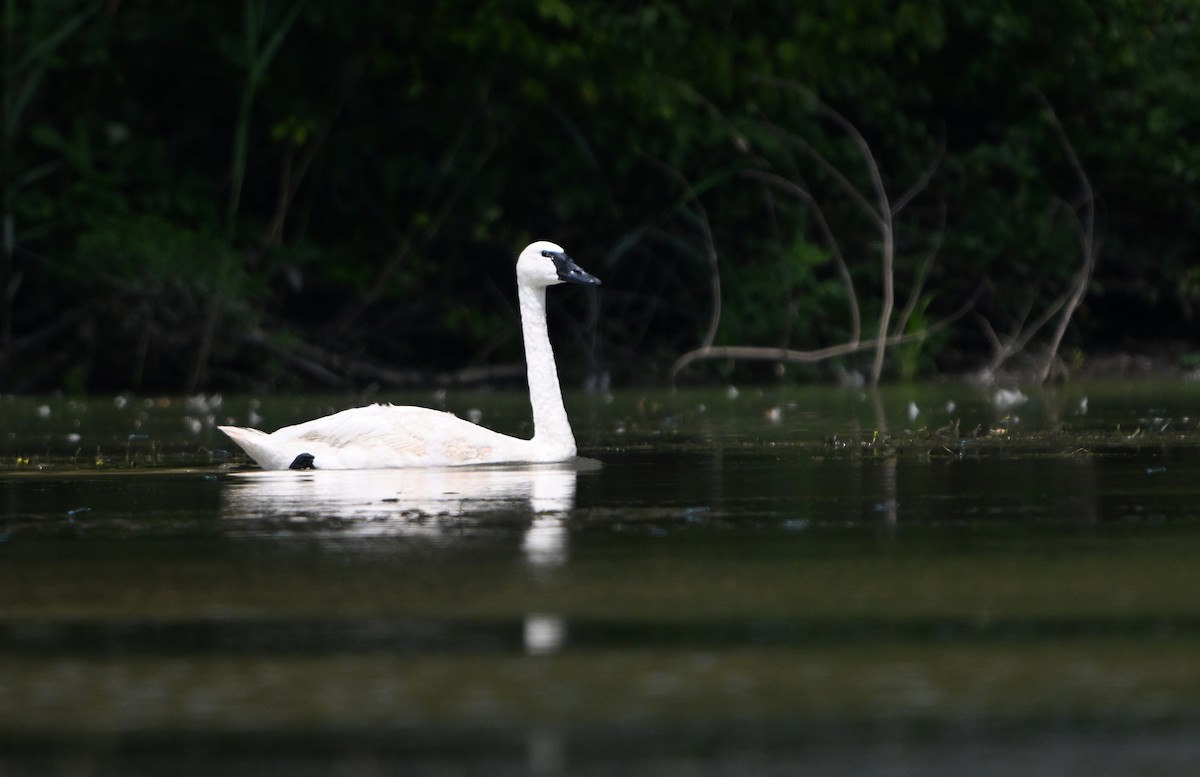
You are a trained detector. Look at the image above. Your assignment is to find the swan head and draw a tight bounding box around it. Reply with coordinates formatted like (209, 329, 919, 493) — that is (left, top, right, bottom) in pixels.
(518, 241, 601, 288)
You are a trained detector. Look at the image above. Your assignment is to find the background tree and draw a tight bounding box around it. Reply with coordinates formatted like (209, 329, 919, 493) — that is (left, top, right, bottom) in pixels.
(2, 0, 1197, 392)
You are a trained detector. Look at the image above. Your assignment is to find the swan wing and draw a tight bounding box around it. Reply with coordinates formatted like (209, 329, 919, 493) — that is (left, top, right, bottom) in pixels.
(222, 404, 533, 469)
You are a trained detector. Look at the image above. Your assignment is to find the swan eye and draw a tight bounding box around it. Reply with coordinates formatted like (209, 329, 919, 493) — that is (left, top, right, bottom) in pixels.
(541, 250, 554, 258)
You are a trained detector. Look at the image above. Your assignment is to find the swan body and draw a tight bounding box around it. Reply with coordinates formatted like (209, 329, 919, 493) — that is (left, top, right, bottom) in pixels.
(219, 241, 599, 469)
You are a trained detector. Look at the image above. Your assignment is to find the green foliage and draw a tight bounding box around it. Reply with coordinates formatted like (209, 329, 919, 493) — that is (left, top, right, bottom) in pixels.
(75, 215, 247, 294)
(895, 294, 942, 383)
(719, 236, 850, 350)
(63, 215, 257, 389)
(1, 0, 1198, 390)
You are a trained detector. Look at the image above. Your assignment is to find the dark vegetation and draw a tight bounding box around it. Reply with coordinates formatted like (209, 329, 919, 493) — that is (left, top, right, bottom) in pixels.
(3, 0, 1199, 393)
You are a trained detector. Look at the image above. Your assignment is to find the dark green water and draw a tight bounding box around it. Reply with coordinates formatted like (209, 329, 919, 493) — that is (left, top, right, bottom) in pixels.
(2, 381, 1199, 774)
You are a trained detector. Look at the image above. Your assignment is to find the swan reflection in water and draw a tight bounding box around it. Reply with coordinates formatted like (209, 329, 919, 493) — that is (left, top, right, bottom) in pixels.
(221, 462, 585, 664)
(219, 460, 593, 566)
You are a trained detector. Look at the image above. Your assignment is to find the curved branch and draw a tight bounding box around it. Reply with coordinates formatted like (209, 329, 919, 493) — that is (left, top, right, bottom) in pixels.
(671, 289, 978, 382)
(755, 118, 883, 229)
(742, 169, 861, 345)
(1029, 86, 1097, 384)
(892, 137, 945, 216)
(755, 78, 896, 384)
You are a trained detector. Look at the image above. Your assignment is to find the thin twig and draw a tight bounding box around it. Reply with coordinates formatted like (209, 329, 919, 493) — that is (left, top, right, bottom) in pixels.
(757, 78, 897, 384)
(245, 325, 525, 388)
(892, 138, 945, 216)
(756, 118, 883, 228)
(671, 288, 978, 382)
(741, 169, 861, 345)
(1030, 86, 1096, 384)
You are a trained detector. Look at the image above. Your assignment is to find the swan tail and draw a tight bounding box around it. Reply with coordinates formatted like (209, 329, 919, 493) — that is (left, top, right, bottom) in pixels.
(217, 425, 278, 469)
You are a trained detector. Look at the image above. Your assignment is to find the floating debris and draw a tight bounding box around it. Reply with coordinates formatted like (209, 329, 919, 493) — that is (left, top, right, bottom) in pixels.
(992, 388, 1028, 409)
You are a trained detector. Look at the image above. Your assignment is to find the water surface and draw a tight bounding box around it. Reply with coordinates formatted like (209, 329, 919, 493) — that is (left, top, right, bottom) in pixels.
(2, 381, 1199, 774)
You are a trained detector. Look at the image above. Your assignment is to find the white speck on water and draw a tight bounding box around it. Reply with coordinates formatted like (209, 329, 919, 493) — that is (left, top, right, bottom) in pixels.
(992, 388, 1028, 409)
(36, 404, 51, 419)
(524, 614, 566, 656)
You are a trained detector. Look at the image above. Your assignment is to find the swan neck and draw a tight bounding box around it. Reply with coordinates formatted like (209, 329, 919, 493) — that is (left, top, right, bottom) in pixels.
(519, 283, 575, 453)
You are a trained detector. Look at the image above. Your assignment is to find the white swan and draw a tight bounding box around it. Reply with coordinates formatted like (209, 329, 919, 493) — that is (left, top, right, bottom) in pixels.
(218, 241, 600, 469)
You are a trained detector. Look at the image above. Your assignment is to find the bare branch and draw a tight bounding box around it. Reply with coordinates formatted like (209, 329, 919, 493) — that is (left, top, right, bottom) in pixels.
(1015, 285, 1071, 354)
(1029, 86, 1097, 384)
(872, 219, 896, 385)
(742, 169, 861, 345)
(892, 137, 945, 216)
(671, 289, 978, 382)
(245, 326, 526, 388)
(979, 278, 1078, 375)
(656, 73, 754, 156)
(756, 77, 890, 224)
(751, 78, 952, 384)
(976, 313, 1004, 354)
(756, 119, 884, 229)
(978, 287, 1031, 372)
(750, 81, 904, 384)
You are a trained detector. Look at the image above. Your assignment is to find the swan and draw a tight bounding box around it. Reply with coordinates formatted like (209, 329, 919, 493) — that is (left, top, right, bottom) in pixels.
(218, 241, 600, 469)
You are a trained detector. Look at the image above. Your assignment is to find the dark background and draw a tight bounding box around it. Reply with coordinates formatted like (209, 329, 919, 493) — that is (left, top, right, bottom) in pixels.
(3, 0, 1198, 392)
